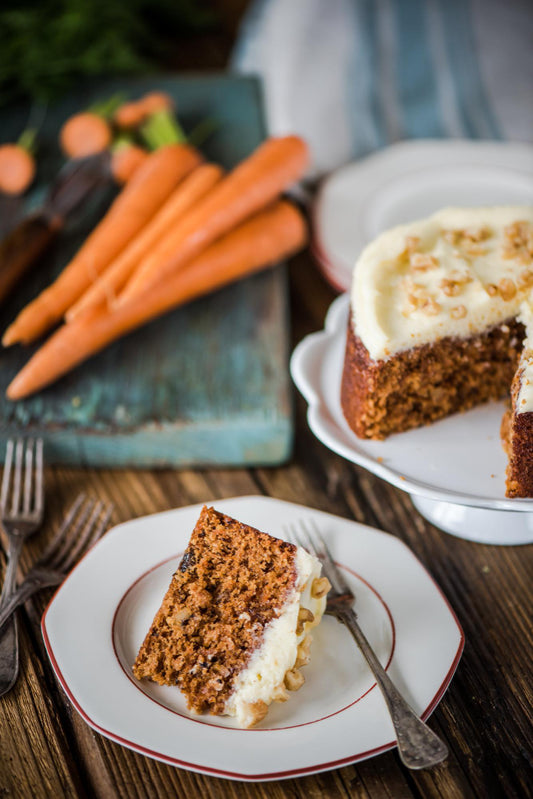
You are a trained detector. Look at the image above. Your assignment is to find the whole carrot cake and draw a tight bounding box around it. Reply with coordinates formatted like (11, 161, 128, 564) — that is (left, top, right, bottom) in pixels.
(133, 505, 329, 727)
(340, 206, 533, 497)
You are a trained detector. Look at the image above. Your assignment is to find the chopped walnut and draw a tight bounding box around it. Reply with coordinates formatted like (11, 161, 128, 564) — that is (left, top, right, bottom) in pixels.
(410, 253, 439, 272)
(498, 278, 517, 301)
(439, 278, 462, 297)
(242, 700, 269, 727)
(296, 607, 315, 635)
(284, 668, 305, 691)
(517, 269, 533, 290)
(294, 636, 313, 668)
(450, 305, 467, 319)
(502, 220, 533, 265)
(420, 298, 442, 316)
(271, 684, 289, 703)
(311, 576, 331, 599)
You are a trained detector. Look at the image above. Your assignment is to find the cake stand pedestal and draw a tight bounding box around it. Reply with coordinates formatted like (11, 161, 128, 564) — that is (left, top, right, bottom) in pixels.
(411, 495, 533, 546)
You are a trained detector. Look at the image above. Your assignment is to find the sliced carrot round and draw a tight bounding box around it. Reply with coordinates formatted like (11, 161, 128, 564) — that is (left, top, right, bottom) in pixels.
(60, 113, 112, 159)
(0, 144, 36, 195)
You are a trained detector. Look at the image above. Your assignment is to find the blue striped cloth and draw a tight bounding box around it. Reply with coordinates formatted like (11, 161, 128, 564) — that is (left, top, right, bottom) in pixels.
(232, 0, 533, 177)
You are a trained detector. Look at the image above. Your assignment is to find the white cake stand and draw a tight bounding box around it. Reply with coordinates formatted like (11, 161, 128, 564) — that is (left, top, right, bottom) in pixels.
(290, 294, 533, 546)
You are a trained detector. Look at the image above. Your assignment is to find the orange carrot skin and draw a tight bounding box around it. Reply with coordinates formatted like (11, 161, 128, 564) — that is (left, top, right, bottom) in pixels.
(114, 92, 174, 129)
(6, 201, 307, 400)
(60, 113, 112, 159)
(118, 135, 309, 304)
(111, 144, 149, 184)
(0, 145, 36, 195)
(67, 162, 225, 320)
(3, 143, 203, 347)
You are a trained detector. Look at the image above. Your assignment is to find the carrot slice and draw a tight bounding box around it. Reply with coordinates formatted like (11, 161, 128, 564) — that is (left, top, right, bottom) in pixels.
(60, 113, 112, 159)
(67, 162, 224, 320)
(6, 201, 307, 400)
(0, 144, 36, 195)
(118, 135, 309, 304)
(3, 143, 202, 346)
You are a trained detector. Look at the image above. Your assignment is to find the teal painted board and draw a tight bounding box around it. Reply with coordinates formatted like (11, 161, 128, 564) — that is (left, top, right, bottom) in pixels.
(0, 75, 293, 467)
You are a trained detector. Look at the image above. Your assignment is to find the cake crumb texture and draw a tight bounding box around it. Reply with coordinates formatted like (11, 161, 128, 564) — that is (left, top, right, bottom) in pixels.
(133, 505, 298, 715)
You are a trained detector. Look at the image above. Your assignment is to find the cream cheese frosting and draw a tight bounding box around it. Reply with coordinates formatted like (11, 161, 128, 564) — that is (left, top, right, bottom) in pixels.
(223, 545, 326, 727)
(517, 299, 533, 413)
(351, 206, 533, 361)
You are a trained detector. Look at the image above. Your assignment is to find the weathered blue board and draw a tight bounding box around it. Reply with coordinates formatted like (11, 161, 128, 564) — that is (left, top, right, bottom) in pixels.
(0, 75, 293, 467)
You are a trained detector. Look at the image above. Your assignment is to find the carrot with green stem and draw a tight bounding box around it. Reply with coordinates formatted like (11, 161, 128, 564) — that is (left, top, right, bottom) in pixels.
(3, 143, 203, 346)
(67, 162, 225, 320)
(6, 200, 307, 400)
(110, 138, 149, 185)
(118, 135, 309, 305)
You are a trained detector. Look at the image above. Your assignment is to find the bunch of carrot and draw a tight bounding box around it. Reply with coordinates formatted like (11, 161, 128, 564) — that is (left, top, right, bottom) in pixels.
(5, 134, 309, 400)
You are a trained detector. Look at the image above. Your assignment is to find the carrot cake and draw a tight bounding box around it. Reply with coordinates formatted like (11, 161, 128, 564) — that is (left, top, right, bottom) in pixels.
(340, 206, 533, 496)
(133, 505, 329, 727)
(501, 300, 533, 497)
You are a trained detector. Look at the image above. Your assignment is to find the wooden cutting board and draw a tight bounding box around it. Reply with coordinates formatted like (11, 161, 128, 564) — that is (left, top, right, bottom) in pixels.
(0, 75, 293, 467)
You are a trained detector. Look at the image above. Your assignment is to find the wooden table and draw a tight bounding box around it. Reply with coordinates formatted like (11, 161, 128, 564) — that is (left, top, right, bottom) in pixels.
(0, 246, 531, 798)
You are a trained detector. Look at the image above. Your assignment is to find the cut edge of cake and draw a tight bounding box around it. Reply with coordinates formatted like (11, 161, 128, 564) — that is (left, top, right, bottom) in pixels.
(133, 505, 329, 728)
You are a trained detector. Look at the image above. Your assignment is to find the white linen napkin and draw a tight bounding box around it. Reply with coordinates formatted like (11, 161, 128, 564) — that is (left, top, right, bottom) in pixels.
(232, 0, 533, 178)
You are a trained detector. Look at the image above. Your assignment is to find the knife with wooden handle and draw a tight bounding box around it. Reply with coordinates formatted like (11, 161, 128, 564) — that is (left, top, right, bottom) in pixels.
(0, 151, 112, 305)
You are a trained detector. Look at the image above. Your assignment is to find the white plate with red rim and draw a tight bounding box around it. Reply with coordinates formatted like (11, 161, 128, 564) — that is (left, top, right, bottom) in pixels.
(312, 140, 533, 293)
(42, 495, 463, 782)
(290, 295, 533, 545)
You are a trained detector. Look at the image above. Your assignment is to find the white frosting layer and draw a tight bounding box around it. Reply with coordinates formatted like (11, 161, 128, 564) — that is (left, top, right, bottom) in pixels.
(223, 546, 326, 728)
(517, 300, 533, 413)
(351, 206, 533, 360)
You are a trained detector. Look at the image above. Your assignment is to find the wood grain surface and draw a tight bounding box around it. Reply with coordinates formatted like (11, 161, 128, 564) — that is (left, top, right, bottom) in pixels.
(0, 248, 531, 798)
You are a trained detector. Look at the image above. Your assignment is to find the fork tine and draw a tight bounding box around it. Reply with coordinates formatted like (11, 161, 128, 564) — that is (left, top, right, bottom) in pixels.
(46, 497, 96, 571)
(35, 493, 87, 568)
(59, 501, 113, 573)
(22, 439, 34, 515)
(33, 439, 44, 516)
(1, 439, 14, 514)
(298, 518, 352, 596)
(10, 439, 24, 516)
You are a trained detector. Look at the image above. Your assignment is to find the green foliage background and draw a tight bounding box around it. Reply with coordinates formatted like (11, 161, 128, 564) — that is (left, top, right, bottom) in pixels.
(0, 0, 215, 106)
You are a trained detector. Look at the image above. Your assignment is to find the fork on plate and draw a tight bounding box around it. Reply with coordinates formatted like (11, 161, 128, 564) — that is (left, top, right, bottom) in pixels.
(0, 493, 114, 645)
(288, 518, 449, 770)
(0, 438, 45, 696)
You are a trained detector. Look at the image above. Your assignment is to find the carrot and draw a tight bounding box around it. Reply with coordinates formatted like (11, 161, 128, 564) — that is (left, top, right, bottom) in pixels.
(67, 162, 225, 320)
(118, 135, 309, 304)
(0, 130, 37, 195)
(2, 143, 203, 346)
(110, 142, 149, 185)
(60, 112, 112, 159)
(6, 201, 307, 400)
(114, 92, 174, 129)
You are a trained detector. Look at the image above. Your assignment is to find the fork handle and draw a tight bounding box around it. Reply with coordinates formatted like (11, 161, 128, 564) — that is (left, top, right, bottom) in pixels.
(338, 609, 449, 770)
(0, 534, 24, 696)
(0, 575, 56, 635)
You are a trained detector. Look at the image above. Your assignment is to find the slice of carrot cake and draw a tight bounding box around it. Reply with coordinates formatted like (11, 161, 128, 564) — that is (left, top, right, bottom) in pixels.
(133, 505, 329, 728)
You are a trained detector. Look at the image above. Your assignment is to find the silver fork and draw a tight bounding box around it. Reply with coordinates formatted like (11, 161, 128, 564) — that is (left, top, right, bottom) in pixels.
(290, 519, 449, 770)
(0, 438, 44, 696)
(0, 494, 113, 644)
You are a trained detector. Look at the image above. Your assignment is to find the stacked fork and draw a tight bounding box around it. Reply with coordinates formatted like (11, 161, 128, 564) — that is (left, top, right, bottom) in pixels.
(0, 438, 113, 696)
